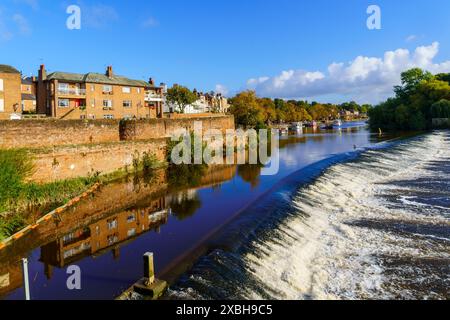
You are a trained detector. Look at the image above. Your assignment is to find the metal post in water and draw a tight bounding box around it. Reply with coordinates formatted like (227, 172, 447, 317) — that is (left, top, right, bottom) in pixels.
(21, 258, 30, 300)
(143, 252, 155, 286)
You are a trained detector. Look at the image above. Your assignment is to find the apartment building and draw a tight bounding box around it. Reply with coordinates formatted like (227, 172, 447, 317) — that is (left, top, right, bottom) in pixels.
(36, 65, 162, 120)
(21, 76, 37, 113)
(145, 78, 166, 118)
(0, 65, 21, 120)
(164, 90, 229, 114)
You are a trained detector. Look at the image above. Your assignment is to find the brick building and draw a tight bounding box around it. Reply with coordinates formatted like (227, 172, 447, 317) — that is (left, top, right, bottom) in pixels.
(21, 76, 37, 113)
(0, 65, 22, 119)
(36, 65, 163, 120)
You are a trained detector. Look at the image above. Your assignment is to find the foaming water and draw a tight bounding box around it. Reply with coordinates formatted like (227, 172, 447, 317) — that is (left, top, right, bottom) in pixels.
(168, 131, 450, 300)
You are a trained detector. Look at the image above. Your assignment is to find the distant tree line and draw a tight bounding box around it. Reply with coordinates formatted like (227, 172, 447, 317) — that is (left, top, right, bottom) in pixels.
(229, 91, 371, 128)
(369, 68, 450, 131)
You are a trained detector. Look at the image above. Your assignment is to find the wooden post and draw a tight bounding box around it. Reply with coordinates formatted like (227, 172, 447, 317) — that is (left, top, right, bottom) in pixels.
(143, 252, 155, 285)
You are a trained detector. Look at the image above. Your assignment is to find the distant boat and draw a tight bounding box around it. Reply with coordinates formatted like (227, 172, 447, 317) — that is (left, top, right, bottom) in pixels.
(305, 121, 318, 128)
(333, 120, 342, 127)
(289, 122, 303, 132)
(279, 127, 289, 136)
(321, 123, 334, 130)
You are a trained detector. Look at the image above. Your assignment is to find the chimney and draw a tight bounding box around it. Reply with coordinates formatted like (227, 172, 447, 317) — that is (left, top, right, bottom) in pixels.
(106, 65, 113, 78)
(38, 64, 47, 81)
(149, 77, 155, 86)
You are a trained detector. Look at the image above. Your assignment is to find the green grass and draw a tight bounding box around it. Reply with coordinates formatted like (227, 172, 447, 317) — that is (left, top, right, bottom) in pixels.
(0, 149, 98, 241)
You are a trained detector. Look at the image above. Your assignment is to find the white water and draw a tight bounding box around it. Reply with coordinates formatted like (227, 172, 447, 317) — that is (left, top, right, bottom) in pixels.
(241, 132, 450, 300)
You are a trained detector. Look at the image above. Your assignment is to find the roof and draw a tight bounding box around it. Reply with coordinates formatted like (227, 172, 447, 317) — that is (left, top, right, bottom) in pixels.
(21, 93, 36, 100)
(46, 71, 149, 87)
(22, 77, 34, 85)
(0, 64, 20, 74)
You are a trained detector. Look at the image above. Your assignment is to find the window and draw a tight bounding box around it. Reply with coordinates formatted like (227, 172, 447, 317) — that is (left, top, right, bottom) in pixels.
(127, 229, 136, 237)
(103, 85, 113, 93)
(103, 100, 113, 110)
(107, 218, 118, 230)
(127, 213, 136, 223)
(90, 99, 95, 107)
(0, 99, 4, 112)
(137, 88, 141, 94)
(58, 83, 69, 93)
(123, 100, 132, 108)
(107, 235, 118, 246)
(90, 84, 95, 92)
(0, 79, 3, 91)
(122, 87, 131, 94)
(58, 99, 70, 108)
(123, 115, 133, 120)
(103, 114, 114, 120)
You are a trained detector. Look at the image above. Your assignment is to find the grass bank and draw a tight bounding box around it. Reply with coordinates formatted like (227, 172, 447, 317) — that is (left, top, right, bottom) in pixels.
(0, 149, 164, 241)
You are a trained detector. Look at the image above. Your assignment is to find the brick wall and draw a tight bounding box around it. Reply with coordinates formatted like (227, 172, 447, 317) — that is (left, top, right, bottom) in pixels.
(0, 116, 235, 149)
(28, 139, 167, 183)
(0, 119, 120, 149)
(0, 73, 21, 120)
(120, 116, 235, 141)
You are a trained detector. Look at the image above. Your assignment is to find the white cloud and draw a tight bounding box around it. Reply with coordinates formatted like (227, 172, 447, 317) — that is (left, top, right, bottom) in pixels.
(246, 42, 450, 104)
(406, 34, 417, 42)
(81, 3, 119, 29)
(14, 0, 39, 10)
(12, 14, 31, 35)
(142, 16, 159, 28)
(215, 84, 229, 96)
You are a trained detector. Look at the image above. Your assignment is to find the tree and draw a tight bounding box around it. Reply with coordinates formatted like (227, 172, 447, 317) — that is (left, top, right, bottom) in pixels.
(258, 98, 277, 124)
(431, 99, 450, 118)
(166, 85, 198, 113)
(229, 91, 265, 128)
(394, 68, 433, 99)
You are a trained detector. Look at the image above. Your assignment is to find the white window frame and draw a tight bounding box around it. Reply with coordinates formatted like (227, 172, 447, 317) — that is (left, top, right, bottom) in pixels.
(122, 87, 131, 94)
(103, 100, 113, 109)
(0, 99, 4, 112)
(58, 99, 70, 108)
(123, 100, 132, 108)
(0, 79, 3, 91)
(58, 83, 69, 93)
(103, 114, 114, 120)
(103, 85, 113, 93)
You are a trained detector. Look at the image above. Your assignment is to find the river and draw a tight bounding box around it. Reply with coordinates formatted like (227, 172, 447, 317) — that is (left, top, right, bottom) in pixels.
(1, 122, 447, 300)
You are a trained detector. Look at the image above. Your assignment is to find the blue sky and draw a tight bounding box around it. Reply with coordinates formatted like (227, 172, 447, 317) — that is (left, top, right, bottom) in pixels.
(1, 0, 449, 103)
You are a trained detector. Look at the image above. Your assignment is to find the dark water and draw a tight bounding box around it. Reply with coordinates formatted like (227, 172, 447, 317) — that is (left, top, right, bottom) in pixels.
(167, 131, 450, 300)
(1, 122, 431, 300)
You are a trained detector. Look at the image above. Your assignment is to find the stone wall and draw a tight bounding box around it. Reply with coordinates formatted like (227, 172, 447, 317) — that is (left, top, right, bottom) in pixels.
(120, 116, 235, 141)
(0, 119, 120, 149)
(0, 116, 235, 149)
(28, 139, 167, 183)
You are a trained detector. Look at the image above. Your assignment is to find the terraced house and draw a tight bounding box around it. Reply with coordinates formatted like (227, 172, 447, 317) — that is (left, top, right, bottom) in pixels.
(0, 65, 21, 120)
(36, 65, 164, 120)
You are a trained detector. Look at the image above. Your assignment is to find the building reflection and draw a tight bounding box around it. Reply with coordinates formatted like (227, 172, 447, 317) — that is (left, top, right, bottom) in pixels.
(39, 197, 169, 274)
